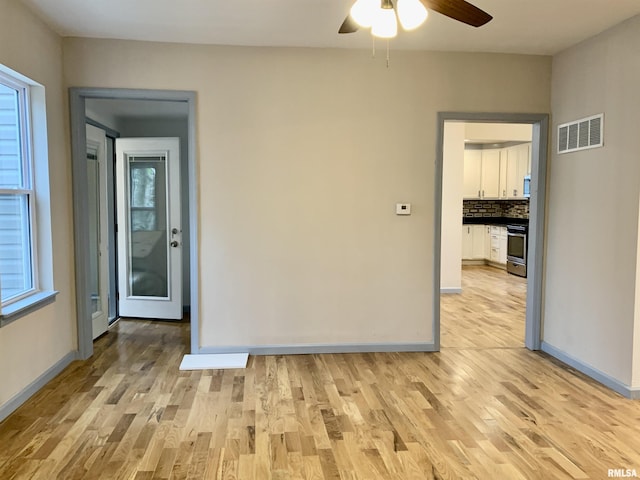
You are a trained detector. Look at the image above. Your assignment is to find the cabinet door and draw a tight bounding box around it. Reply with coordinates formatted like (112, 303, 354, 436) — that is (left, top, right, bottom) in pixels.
(506, 143, 530, 198)
(462, 225, 473, 260)
(471, 225, 485, 259)
(505, 146, 518, 198)
(480, 149, 500, 198)
(490, 232, 500, 262)
(463, 150, 482, 198)
(499, 149, 508, 198)
(484, 225, 491, 260)
(499, 230, 508, 264)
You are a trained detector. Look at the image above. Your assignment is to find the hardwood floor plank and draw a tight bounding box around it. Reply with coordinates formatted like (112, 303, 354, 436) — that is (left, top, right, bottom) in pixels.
(1, 279, 640, 479)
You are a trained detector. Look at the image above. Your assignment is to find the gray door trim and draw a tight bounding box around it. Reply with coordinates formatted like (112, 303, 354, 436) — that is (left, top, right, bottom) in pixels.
(69, 88, 199, 359)
(435, 112, 549, 351)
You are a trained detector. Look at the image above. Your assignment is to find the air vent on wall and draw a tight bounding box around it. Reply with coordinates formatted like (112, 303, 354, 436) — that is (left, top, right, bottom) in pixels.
(558, 113, 603, 154)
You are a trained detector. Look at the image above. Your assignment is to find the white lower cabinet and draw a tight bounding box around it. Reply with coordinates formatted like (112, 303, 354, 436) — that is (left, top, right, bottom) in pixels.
(499, 228, 508, 264)
(462, 225, 486, 260)
(484, 225, 491, 260)
(463, 224, 508, 267)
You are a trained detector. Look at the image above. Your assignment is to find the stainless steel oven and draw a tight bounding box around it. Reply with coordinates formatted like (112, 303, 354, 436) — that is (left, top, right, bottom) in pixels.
(506, 224, 527, 277)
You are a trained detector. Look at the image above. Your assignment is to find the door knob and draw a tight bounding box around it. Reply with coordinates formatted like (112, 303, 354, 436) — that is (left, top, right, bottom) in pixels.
(170, 240, 179, 247)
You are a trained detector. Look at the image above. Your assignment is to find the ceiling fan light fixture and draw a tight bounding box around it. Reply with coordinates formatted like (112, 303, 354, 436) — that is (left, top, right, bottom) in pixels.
(350, 0, 379, 28)
(397, 0, 428, 30)
(371, 0, 397, 38)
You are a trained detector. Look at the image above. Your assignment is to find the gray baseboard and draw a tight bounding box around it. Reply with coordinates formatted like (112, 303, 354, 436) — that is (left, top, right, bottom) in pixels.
(198, 342, 438, 356)
(540, 342, 640, 399)
(440, 288, 462, 294)
(0, 351, 79, 423)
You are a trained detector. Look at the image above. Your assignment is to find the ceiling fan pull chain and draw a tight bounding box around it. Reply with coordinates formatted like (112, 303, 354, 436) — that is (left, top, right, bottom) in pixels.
(386, 40, 390, 68)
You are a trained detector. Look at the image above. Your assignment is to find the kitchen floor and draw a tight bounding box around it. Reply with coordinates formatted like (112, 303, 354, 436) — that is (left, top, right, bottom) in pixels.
(441, 265, 526, 349)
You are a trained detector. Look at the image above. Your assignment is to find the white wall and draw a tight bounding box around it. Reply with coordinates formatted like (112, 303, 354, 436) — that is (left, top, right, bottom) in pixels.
(63, 39, 551, 350)
(546, 14, 640, 387)
(464, 123, 532, 143)
(440, 122, 464, 292)
(0, 0, 76, 408)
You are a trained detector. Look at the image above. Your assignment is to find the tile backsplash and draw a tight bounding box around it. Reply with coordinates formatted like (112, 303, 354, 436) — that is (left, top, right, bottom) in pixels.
(463, 199, 529, 219)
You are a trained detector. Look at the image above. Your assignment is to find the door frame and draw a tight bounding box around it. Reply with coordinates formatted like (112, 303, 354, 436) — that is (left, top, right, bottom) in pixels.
(434, 112, 549, 351)
(85, 124, 110, 338)
(70, 88, 199, 359)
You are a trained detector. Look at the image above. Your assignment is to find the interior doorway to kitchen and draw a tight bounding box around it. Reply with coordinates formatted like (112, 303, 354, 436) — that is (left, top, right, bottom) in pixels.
(434, 113, 549, 352)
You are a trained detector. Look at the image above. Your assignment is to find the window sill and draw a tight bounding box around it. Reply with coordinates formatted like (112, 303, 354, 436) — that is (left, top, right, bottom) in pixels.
(0, 290, 59, 328)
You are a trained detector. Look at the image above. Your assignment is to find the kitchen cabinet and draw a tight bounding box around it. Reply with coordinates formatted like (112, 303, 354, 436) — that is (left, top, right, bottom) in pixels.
(484, 225, 491, 260)
(480, 149, 501, 198)
(463, 150, 482, 198)
(504, 143, 530, 198)
(464, 143, 531, 199)
(462, 225, 486, 260)
(499, 229, 508, 264)
(489, 226, 500, 263)
(463, 224, 508, 268)
(488, 225, 508, 265)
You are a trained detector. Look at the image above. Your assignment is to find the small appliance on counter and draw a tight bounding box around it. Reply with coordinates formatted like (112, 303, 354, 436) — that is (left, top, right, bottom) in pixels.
(523, 175, 531, 198)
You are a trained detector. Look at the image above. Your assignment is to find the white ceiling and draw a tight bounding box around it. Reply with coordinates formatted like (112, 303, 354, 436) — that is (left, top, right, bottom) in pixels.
(21, 0, 640, 55)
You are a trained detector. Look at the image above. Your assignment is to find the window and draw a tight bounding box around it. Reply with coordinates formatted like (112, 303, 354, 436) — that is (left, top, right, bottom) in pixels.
(0, 72, 35, 303)
(0, 66, 56, 325)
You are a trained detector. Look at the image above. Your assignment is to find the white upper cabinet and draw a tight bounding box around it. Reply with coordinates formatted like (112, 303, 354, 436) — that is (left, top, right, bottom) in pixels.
(463, 149, 482, 198)
(464, 143, 531, 200)
(480, 149, 501, 198)
(505, 143, 530, 199)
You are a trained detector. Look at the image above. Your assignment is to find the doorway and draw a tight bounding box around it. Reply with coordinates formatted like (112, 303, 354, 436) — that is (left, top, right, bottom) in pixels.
(434, 113, 549, 351)
(442, 121, 532, 349)
(70, 88, 199, 360)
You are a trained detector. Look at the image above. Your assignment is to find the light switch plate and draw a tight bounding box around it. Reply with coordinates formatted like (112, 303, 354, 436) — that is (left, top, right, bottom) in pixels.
(396, 203, 411, 215)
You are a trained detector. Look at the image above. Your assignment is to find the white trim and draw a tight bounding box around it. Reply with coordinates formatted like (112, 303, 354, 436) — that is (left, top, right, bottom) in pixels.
(0, 290, 58, 326)
(541, 342, 640, 399)
(440, 288, 462, 294)
(198, 342, 438, 355)
(0, 66, 42, 307)
(0, 351, 78, 423)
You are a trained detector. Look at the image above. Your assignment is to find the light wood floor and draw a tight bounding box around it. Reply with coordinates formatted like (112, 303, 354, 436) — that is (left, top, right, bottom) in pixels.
(2, 272, 640, 479)
(441, 265, 527, 349)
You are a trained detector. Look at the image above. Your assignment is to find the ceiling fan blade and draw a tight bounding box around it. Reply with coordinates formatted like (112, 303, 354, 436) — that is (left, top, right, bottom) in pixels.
(338, 14, 359, 34)
(421, 0, 492, 27)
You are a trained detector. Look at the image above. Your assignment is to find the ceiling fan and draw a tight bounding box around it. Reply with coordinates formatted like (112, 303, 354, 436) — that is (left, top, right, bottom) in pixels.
(339, 0, 492, 37)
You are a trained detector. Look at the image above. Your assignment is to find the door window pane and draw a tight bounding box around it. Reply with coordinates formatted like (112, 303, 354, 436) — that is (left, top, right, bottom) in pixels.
(127, 157, 168, 298)
(87, 148, 101, 314)
(130, 165, 157, 231)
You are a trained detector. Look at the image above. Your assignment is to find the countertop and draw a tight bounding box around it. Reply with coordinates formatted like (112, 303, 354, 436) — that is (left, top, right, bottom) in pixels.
(462, 216, 529, 227)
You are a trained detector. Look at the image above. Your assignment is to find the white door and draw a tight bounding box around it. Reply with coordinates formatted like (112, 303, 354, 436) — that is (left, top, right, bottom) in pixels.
(86, 124, 109, 338)
(115, 138, 182, 319)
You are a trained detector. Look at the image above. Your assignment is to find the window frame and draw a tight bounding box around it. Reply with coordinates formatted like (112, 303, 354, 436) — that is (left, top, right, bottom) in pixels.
(0, 65, 57, 327)
(0, 71, 39, 306)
